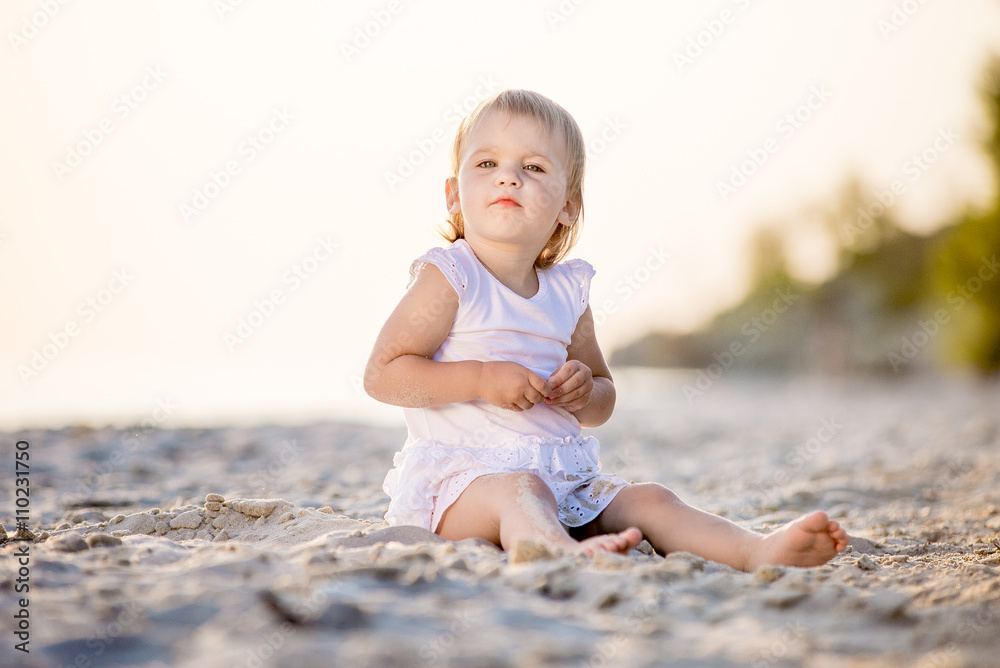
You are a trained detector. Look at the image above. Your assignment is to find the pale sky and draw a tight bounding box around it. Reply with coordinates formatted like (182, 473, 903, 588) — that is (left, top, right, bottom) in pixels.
(2, 1, 999, 428)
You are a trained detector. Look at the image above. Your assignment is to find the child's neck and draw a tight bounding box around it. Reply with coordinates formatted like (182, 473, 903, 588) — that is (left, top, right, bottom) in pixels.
(466, 240, 540, 299)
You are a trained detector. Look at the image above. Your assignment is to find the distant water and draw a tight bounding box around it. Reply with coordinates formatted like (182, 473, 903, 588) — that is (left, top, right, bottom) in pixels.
(1, 359, 402, 431)
(1, 363, 702, 431)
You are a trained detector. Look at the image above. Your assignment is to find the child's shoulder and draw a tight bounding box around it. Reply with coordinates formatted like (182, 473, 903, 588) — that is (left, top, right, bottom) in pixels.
(408, 239, 476, 295)
(547, 256, 595, 281)
(412, 238, 474, 265)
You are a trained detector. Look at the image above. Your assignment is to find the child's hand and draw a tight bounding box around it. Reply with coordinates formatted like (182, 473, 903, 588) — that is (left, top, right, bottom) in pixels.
(544, 360, 593, 413)
(478, 361, 551, 412)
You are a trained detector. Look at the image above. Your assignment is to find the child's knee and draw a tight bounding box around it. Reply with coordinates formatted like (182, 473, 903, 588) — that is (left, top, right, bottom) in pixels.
(632, 482, 683, 507)
(507, 470, 553, 493)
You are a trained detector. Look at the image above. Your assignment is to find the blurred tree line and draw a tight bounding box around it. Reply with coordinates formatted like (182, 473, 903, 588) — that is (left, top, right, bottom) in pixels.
(613, 58, 1000, 375)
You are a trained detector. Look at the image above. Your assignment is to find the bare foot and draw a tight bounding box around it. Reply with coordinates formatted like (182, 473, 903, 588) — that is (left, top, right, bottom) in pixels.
(575, 527, 643, 557)
(508, 527, 643, 564)
(748, 511, 849, 570)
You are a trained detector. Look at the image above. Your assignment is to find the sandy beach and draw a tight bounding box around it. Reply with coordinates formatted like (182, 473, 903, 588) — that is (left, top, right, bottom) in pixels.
(2, 371, 1000, 667)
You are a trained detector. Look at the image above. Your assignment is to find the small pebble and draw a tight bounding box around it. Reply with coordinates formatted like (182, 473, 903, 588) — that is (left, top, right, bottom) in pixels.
(591, 550, 632, 570)
(86, 533, 123, 548)
(205, 502, 223, 512)
(67, 509, 108, 524)
(227, 498, 283, 518)
(755, 565, 786, 584)
(108, 514, 126, 525)
(635, 540, 656, 556)
(53, 534, 89, 552)
(56, 522, 71, 531)
(278, 512, 295, 523)
(206, 493, 225, 503)
(856, 555, 878, 571)
(213, 529, 230, 542)
(121, 514, 157, 535)
(154, 521, 170, 535)
(170, 510, 203, 530)
(318, 506, 334, 514)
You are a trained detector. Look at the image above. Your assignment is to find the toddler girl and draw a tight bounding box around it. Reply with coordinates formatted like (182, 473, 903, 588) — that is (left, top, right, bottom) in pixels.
(365, 89, 848, 568)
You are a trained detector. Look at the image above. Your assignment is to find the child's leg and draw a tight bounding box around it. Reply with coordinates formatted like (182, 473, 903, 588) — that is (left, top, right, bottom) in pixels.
(589, 483, 848, 571)
(436, 471, 642, 556)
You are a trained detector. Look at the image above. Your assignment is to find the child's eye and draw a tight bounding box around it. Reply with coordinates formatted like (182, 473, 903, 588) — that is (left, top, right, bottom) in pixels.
(525, 164, 543, 172)
(478, 160, 496, 168)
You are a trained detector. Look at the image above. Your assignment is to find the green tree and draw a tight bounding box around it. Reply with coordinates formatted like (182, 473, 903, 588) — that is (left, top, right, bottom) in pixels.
(930, 58, 1000, 372)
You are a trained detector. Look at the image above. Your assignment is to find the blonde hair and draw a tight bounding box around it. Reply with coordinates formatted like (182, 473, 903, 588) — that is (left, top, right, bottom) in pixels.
(442, 89, 586, 269)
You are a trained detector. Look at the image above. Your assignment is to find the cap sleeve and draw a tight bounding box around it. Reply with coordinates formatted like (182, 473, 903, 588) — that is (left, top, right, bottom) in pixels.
(407, 245, 469, 299)
(564, 258, 596, 318)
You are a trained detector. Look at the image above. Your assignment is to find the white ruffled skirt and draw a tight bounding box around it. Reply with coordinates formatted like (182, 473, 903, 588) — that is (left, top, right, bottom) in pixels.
(382, 434, 630, 532)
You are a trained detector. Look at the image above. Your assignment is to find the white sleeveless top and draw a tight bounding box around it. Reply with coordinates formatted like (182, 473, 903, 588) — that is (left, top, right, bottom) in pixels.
(403, 239, 595, 445)
(382, 239, 629, 531)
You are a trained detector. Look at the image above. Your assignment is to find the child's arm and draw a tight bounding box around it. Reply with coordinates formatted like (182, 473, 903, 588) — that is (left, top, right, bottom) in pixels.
(545, 305, 616, 427)
(364, 264, 551, 410)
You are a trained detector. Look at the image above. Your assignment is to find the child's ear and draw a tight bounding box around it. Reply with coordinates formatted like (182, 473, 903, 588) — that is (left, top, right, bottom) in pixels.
(557, 194, 581, 227)
(445, 177, 461, 215)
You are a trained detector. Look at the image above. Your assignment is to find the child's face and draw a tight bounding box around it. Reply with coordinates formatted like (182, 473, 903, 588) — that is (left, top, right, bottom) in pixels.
(447, 111, 578, 255)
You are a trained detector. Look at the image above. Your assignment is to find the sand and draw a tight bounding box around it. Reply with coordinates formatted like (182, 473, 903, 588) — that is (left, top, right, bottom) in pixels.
(2, 372, 1000, 667)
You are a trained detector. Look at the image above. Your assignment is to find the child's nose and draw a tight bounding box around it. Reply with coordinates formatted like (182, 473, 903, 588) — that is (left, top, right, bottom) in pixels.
(495, 166, 520, 187)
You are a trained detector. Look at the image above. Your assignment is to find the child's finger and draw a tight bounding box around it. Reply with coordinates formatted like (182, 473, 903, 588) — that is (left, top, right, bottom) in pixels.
(526, 372, 551, 403)
(546, 362, 577, 394)
(546, 384, 588, 406)
(549, 368, 587, 399)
